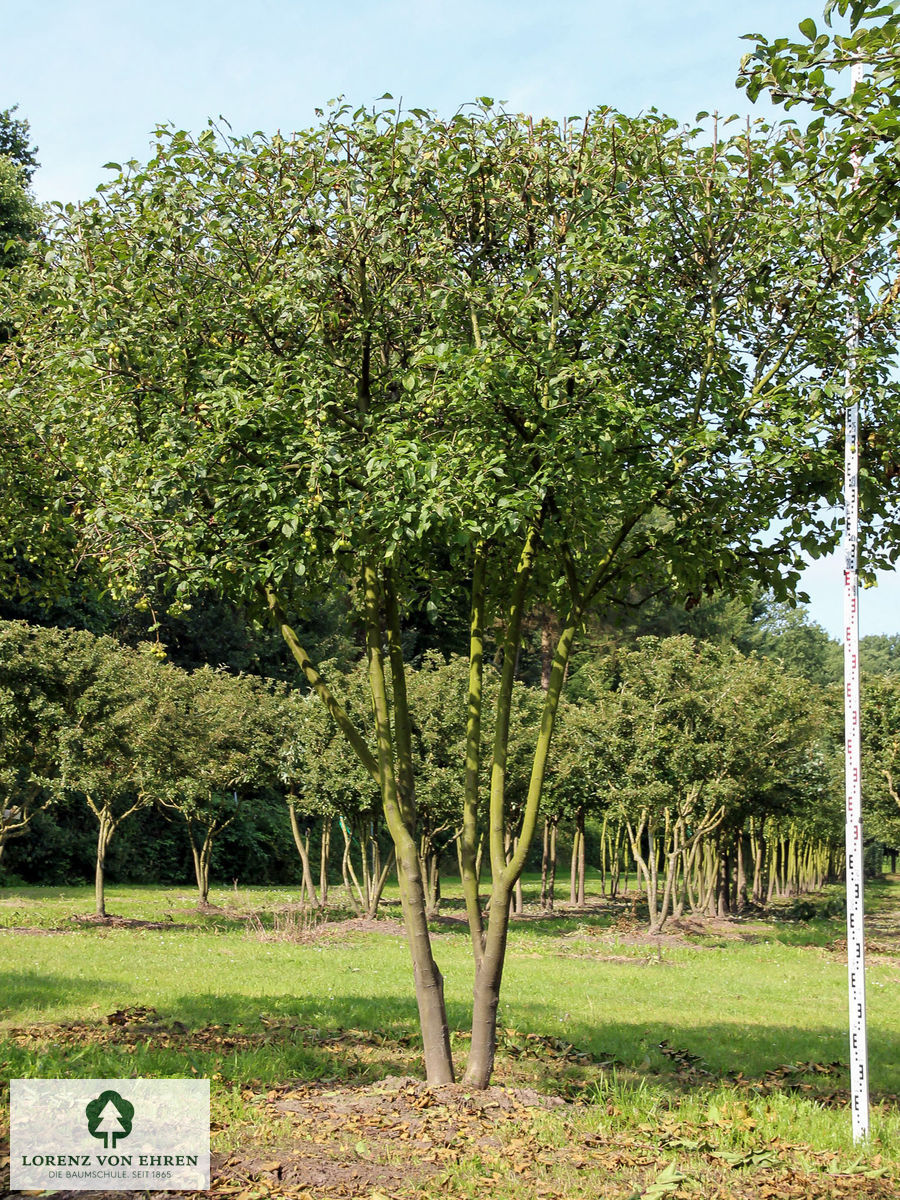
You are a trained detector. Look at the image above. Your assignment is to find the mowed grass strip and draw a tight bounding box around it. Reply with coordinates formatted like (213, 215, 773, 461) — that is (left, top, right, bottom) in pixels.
(2, 881, 899, 1197)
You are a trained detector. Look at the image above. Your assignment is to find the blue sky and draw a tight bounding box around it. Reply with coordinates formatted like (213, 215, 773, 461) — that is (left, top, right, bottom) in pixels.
(5, 0, 897, 638)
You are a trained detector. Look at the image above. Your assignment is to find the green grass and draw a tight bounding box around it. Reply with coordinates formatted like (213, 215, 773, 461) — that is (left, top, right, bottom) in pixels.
(2, 879, 899, 1196)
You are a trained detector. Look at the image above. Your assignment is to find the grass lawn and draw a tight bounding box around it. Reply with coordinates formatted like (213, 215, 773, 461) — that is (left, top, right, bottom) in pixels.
(2, 876, 899, 1198)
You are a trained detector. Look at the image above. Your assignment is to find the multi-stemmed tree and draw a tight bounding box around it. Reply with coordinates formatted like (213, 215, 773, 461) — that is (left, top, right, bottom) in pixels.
(14, 103, 900, 1084)
(0, 621, 161, 914)
(142, 662, 285, 908)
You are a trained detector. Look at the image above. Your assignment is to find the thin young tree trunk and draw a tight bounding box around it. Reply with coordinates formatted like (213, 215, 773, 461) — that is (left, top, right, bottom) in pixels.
(752, 817, 766, 905)
(288, 798, 319, 907)
(199, 832, 214, 908)
(513, 837, 524, 915)
(576, 806, 586, 906)
(359, 817, 373, 910)
(655, 850, 679, 932)
(600, 812, 608, 899)
(340, 818, 365, 914)
(320, 817, 331, 908)
(736, 833, 748, 912)
(676, 827, 698, 918)
(787, 830, 798, 895)
(717, 840, 731, 918)
(366, 847, 396, 919)
(626, 813, 656, 927)
(540, 819, 550, 909)
(610, 820, 622, 899)
(430, 848, 442, 916)
(94, 810, 112, 918)
(422, 836, 440, 918)
(186, 823, 207, 907)
(369, 825, 381, 907)
(569, 824, 580, 904)
(548, 820, 557, 910)
(700, 840, 718, 915)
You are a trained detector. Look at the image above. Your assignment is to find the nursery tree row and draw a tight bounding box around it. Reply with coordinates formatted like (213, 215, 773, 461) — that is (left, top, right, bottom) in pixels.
(5, 619, 899, 935)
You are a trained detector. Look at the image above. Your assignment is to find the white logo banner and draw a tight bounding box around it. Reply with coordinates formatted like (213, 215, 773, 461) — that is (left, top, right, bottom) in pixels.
(10, 1078, 210, 1191)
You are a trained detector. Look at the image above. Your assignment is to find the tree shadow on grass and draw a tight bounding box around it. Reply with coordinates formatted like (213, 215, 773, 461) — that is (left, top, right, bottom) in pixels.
(0, 970, 115, 1013)
(5, 976, 900, 1106)
(500, 999, 900, 1103)
(60, 986, 893, 1104)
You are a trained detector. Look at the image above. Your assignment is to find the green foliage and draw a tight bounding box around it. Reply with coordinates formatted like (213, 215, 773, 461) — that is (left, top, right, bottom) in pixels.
(571, 636, 823, 829)
(738, 597, 844, 685)
(0, 104, 39, 182)
(861, 672, 900, 844)
(861, 632, 900, 676)
(0, 155, 38, 269)
(14, 104, 899, 611)
(141, 661, 289, 901)
(0, 621, 73, 854)
(739, 1, 900, 234)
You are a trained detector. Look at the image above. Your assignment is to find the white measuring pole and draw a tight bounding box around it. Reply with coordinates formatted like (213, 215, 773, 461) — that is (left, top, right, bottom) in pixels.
(843, 56, 870, 1145)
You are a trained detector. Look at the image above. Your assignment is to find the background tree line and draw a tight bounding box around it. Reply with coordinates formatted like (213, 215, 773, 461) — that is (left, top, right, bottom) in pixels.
(3, 600, 899, 930)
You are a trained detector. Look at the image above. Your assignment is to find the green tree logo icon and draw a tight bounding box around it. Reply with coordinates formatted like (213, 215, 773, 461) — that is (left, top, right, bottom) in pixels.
(85, 1090, 134, 1149)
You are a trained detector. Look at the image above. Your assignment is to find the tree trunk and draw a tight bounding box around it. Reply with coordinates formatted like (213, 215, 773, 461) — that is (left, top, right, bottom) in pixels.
(569, 824, 581, 904)
(288, 799, 319, 907)
(512, 837, 523, 914)
(548, 821, 557, 909)
(627, 814, 657, 928)
(464, 557, 579, 1088)
(367, 847, 396, 919)
(576, 807, 586, 906)
(751, 817, 766, 905)
(423, 838, 441, 919)
(187, 823, 214, 908)
(465, 891, 510, 1089)
(700, 840, 718, 915)
(369, 562, 454, 1084)
(540, 819, 550, 909)
(717, 841, 731, 918)
(199, 835, 213, 908)
(461, 546, 487, 967)
(609, 820, 622, 899)
(340, 818, 365, 914)
(320, 817, 331, 908)
(736, 833, 748, 912)
(186, 824, 209, 907)
(95, 811, 113, 918)
(266, 578, 453, 1083)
